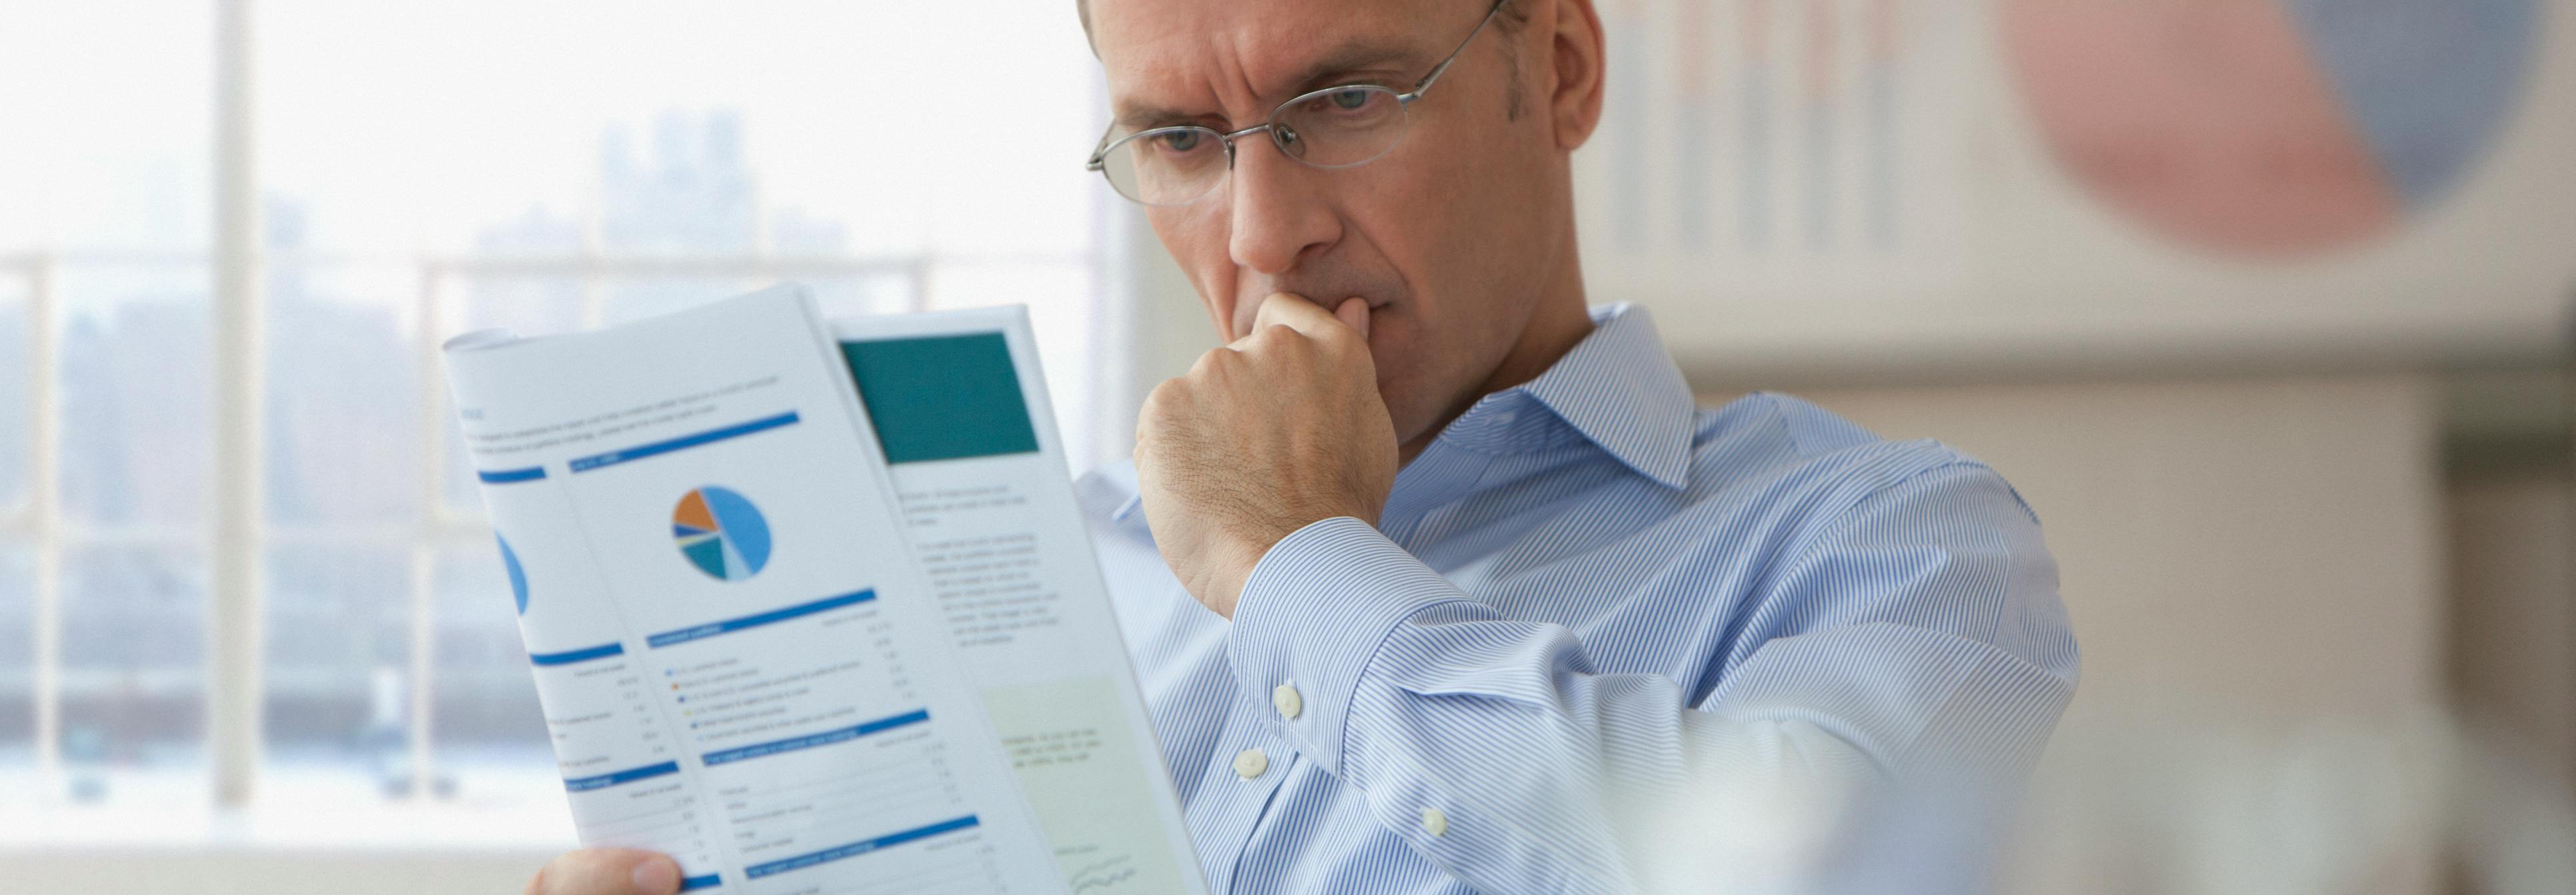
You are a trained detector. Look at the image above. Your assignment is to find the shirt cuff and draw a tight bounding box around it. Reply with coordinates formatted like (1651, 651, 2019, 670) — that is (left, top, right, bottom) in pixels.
(1227, 516, 1469, 779)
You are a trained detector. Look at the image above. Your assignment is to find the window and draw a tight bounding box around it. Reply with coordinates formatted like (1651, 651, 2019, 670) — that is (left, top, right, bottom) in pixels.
(1, 0, 1122, 842)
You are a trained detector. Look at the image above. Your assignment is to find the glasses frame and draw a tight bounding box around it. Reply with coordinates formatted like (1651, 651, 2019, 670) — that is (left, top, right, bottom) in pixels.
(1087, 0, 1511, 206)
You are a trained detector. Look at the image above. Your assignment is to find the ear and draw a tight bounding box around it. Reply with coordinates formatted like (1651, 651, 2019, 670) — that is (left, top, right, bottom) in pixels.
(1544, 0, 1607, 151)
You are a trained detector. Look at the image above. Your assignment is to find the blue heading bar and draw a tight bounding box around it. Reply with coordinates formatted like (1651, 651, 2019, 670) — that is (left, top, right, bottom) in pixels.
(646, 590, 874, 649)
(743, 815, 979, 879)
(530, 642, 625, 666)
(563, 760, 679, 792)
(701, 709, 930, 767)
(478, 466, 547, 484)
(569, 411, 801, 473)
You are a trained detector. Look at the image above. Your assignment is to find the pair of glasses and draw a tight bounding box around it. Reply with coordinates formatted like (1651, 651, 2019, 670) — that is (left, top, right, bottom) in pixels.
(1086, 0, 1509, 206)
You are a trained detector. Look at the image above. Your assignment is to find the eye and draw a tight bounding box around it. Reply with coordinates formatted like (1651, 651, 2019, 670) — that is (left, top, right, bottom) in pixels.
(1154, 130, 1205, 153)
(1330, 88, 1371, 109)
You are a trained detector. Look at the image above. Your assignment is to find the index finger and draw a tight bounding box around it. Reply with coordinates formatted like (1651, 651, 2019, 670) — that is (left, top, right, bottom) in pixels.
(1243, 293, 1362, 349)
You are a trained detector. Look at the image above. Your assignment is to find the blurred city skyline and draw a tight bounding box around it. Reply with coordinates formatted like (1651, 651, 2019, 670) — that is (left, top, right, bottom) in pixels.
(0, 107, 884, 787)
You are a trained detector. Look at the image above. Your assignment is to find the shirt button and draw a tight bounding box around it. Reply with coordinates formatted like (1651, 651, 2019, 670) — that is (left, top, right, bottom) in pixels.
(1233, 748, 1269, 780)
(1421, 807, 1448, 837)
(1272, 682, 1303, 720)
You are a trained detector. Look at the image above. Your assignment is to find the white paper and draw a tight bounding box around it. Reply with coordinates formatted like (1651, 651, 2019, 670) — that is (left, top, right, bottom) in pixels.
(442, 285, 1201, 895)
(831, 308, 1205, 895)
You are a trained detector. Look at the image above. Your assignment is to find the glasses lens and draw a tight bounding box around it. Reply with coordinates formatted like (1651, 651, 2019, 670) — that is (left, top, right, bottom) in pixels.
(1272, 86, 1407, 168)
(1099, 126, 1229, 205)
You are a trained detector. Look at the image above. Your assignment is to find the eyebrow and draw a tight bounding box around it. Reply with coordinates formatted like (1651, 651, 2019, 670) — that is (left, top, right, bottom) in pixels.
(1113, 37, 1428, 131)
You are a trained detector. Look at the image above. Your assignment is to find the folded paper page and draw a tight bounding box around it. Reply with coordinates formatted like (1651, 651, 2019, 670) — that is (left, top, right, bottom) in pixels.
(443, 284, 1203, 895)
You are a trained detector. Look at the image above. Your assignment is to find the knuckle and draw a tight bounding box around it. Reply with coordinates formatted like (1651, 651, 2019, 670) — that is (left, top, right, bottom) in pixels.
(1141, 381, 1182, 416)
(1271, 333, 1317, 365)
(1187, 348, 1228, 376)
(1253, 324, 1301, 351)
(1206, 347, 1247, 375)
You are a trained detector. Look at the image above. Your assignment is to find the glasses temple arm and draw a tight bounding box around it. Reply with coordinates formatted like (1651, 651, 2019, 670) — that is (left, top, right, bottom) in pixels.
(1087, 124, 1118, 168)
(1408, 0, 1509, 99)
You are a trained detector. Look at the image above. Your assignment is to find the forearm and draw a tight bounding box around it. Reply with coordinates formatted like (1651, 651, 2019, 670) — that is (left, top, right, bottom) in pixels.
(1227, 510, 2074, 894)
(1226, 518, 1831, 894)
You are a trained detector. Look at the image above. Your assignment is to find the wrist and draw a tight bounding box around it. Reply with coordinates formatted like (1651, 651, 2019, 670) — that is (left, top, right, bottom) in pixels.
(1213, 522, 1296, 617)
(1226, 517, 1478, 781)
(1205, 512, 1353, 618)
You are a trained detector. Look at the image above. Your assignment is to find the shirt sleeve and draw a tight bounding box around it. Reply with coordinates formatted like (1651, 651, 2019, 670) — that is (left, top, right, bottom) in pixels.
(1223, 462, 2080, 895)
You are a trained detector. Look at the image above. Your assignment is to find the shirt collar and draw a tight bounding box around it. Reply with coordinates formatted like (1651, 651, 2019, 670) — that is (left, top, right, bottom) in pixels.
(1111, 303, 1694, 522)
(1510, 303, 1695, 489)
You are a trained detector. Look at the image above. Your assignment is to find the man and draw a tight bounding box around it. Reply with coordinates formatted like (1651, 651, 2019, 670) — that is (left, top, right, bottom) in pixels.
(531, 0, 2077, 892)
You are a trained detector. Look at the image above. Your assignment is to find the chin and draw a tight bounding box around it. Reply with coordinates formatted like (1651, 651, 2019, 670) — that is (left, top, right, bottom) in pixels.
(1375, 375, 1445, 448)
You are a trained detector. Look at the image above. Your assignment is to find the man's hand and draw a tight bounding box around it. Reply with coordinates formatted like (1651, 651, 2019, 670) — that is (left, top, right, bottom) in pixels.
(525, 848, 682, 895)
(1135, 293, 1399, 618)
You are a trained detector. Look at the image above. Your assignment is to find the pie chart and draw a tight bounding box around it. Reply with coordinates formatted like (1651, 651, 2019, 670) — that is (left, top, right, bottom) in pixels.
(673, 486, 773, 582)
(2001, 0, 2539, 256)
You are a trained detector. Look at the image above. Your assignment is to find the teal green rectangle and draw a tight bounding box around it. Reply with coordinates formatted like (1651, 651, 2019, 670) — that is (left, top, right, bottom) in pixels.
(839, 333, 1039, 464)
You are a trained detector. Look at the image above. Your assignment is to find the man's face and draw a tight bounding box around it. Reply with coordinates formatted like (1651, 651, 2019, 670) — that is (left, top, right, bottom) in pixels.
(1091, 0, 1584, 447)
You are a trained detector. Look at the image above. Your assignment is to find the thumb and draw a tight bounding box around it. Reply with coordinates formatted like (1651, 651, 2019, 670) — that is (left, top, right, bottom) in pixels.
(1333, 297, 1371, 341)
(526, 848, 682, 895)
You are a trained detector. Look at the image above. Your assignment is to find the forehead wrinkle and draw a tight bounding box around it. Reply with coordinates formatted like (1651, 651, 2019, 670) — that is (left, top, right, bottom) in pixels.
(1105, 25, 1253, 129)
(1107, 8, 1437, 130)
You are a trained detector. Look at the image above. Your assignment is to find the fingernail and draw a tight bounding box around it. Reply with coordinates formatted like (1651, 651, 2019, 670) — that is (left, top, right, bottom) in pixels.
(631, 857, 680, 894)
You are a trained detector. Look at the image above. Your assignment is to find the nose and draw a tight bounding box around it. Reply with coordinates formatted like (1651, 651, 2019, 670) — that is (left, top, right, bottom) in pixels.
(1224, 129, 1340, 284)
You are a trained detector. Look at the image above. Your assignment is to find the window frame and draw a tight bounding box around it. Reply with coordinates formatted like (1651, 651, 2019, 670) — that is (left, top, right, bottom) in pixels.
(5, 0, 1128, 834)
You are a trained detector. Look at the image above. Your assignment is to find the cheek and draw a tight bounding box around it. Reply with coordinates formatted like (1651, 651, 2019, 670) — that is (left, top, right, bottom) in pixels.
(1365, 313, 1435, 395)
(1147, 205, 1239, 329)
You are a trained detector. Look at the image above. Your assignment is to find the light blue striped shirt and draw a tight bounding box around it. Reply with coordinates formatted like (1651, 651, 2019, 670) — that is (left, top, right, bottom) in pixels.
(1077, 304, 2079, 894)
